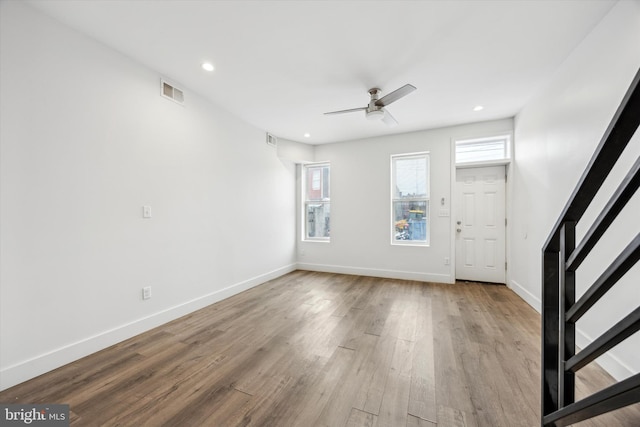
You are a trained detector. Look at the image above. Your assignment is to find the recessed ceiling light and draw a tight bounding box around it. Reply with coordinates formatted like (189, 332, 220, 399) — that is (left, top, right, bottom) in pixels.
(473, 105, 484, 111)
(304, 133, 311, 138)
(201, 62, 214, 72)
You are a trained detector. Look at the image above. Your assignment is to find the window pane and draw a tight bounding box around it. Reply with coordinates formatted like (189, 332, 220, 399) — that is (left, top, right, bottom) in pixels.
(394, 157, 427, 198)
(393, 200, 428, 242)
(306, 203, 330, 238)
(312, 170, 320, 190)
(306, 164, 330, 201)
(322, 166, 330, 199)
(456, 137, 509, 164)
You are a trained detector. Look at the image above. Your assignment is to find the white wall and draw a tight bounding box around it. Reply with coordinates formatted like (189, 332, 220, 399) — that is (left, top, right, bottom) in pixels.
(511, 0, 640, 380)
(277, 138, 315, 164)
(0, 1, 296, 390)
(298, 119, 513, 283)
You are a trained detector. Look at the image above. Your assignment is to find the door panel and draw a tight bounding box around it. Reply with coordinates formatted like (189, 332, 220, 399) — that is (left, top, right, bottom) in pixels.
(463, 238, 475, 266)
(484, 239, 496, 268)
(463, 193, 475, 226)
(455, 166, 506, 284)
(485, 192, 497, 226)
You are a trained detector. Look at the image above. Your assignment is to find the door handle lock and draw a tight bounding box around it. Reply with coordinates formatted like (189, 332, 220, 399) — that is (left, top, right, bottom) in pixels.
(456, 228, 462, 233)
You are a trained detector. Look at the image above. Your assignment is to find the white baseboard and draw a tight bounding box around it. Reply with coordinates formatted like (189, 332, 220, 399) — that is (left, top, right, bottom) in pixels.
(0, 264, 296, 391)
(575, 329, 635, 382)
(509, 279, 541, 312)
(296, 262, 453, 283)
(508, 279, 636, 382)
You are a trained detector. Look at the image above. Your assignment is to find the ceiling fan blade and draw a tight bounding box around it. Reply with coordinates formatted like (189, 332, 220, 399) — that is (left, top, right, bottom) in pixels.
(324, 106, 367, 115)
(375, 84, 417, 107)
(382, 109, 398, 127)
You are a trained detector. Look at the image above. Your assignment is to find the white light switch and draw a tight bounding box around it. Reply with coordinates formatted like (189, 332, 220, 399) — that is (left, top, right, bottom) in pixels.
(438, 208, 450, 217)
(143, 205, 152, 218)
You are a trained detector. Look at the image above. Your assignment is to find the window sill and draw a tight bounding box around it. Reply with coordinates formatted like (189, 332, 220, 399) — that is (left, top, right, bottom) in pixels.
(391, 241, 430, 247)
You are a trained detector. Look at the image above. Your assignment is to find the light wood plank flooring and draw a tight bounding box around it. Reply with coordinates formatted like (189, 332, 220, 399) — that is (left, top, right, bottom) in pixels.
(1, 271, 639, 426)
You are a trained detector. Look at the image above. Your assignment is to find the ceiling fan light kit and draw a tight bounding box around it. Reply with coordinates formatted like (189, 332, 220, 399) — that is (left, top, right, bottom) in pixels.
(325, 84, 416, 127)
(366, 109, 385, 121)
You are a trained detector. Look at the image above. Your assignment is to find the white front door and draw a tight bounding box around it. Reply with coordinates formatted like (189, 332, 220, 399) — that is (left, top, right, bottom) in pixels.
(455, 166, 506, 284)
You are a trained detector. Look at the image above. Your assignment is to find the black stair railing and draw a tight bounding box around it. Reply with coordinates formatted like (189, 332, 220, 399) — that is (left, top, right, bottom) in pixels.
(541, 67, 640, 427)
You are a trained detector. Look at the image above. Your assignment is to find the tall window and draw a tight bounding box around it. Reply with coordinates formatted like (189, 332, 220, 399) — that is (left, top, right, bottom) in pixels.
(304, 163, 330, 240)
(391, 153, 429, 245)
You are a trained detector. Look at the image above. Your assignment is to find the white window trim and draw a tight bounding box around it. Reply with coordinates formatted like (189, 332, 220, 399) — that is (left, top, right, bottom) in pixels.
(390, 152, 430, 247)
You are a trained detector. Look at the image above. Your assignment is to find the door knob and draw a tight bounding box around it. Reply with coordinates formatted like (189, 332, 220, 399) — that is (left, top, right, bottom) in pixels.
(456, 228, 462, 233)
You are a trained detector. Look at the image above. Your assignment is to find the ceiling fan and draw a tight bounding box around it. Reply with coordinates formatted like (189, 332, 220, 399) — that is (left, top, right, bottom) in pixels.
(324, 84, 417, 127)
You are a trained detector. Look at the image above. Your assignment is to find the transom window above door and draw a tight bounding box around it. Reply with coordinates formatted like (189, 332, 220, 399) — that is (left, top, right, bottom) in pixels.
(455, 135, 511, 165)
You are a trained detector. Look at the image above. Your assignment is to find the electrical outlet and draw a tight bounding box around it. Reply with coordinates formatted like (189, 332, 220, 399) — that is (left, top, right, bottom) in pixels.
(444, 257, 450, 265)
(143, 206, 152, 219)
(142, 286, 152, 300)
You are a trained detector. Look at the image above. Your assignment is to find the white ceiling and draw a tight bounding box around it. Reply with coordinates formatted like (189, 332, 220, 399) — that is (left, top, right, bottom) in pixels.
(28, 0, 615, 144)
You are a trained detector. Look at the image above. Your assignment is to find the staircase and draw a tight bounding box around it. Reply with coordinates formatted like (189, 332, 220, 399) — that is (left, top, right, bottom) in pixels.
(541, 68, 640, 426)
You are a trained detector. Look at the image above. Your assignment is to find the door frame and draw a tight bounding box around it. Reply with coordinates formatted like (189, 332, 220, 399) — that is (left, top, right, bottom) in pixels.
(449, 133, 513, 285)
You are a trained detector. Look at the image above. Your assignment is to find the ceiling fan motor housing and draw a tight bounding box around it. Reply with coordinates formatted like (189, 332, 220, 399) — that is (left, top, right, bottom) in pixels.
(366, 88, 384, 119)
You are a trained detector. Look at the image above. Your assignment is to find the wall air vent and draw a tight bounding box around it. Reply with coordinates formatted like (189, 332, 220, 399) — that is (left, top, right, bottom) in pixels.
(266, 133, 278, 147)
(161, 79, 184, 105)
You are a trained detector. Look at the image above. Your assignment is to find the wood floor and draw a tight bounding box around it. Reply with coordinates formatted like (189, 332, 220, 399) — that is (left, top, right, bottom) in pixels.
(1, 271, 639, 426)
